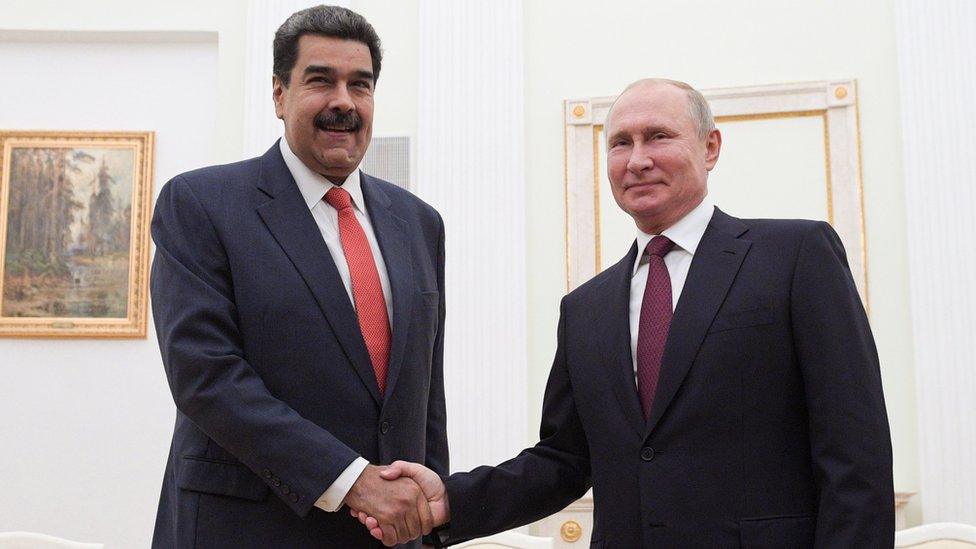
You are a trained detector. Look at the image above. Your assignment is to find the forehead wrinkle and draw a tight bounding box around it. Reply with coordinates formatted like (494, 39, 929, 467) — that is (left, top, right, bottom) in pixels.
(302, 64, 336, 78)
(606, 81, 691, 132)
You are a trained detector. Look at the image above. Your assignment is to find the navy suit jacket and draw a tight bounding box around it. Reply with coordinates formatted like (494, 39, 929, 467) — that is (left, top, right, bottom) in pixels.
(150, 143, 448, 548)
(442, 209, 893, 548)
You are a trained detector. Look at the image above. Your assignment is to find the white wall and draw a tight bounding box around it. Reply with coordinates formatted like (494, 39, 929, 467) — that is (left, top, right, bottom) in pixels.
(0, 0, 928, 542)
(414, 0, 528, 472)
(522, 0, 920, 524)
(0, 32, 218, 548)
(895, 0, 976, 525)
(351, 0, 421, 142)
(2, 1, 246, 162)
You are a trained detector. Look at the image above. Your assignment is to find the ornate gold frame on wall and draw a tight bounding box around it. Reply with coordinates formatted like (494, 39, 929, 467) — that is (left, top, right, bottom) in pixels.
(0, 131, 155, 338)
(564, 80, 867, 306)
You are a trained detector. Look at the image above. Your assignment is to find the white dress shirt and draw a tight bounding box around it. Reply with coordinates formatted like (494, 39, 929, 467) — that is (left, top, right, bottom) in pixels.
(278, 138, 384, 512)
(629, 198, 715, 383)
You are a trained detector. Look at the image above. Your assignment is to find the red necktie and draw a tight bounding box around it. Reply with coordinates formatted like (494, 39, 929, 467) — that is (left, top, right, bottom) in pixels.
(324, 186, 390, 395)
(636, 236, 675, 420)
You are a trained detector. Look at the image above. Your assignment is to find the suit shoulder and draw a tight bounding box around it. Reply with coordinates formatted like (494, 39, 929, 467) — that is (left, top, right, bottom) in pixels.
(367, 174, 444, 225)
(563, 262, 622, 307)
(163, 157, 263, 199)
(737, 217, 830, 245)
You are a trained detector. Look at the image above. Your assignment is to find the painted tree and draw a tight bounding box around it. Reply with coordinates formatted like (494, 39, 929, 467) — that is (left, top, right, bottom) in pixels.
(86, 159, 116, 256)
(5, 148, 86, 277)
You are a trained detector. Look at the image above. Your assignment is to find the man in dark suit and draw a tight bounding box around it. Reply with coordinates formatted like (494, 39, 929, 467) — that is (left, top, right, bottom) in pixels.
(150, 6, 447, 548)
(357, 79, 894, 547)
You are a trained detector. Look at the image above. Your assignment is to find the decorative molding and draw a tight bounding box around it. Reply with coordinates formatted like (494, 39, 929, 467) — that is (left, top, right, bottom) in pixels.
(0, 30, 216, 43)
(418, 0, 527, 471)
(896, 492, 917, 531)
(532, 489, 594, 547)
(895, 0, 976, 525)
(564, 80, 867, 307)
(895, 523, 976, 546)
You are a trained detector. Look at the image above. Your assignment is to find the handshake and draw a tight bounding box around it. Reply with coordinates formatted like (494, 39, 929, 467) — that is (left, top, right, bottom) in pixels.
(345, 461, 449, 547)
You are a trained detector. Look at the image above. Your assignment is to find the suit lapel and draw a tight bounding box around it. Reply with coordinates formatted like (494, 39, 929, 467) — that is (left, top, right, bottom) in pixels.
(644, 209, 752, 439)
(599, 242, 646, 439)
(254, 144, 382, 405)
(360, 174, 414, 402)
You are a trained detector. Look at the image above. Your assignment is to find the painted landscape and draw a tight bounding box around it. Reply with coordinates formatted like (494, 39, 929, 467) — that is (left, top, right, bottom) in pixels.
(2, 146, 134, 318)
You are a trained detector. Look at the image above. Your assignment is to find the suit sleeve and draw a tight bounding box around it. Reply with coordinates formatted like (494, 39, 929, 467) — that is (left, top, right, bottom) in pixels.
(150, 176, 359, 517)
(424, 212, 450, 476)
(440, 297, 591, 544)
(789, 221, 894, 546)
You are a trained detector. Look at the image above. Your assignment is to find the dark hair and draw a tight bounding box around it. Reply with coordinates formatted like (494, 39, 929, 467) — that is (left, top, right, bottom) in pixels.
(273, 5, 383, 87)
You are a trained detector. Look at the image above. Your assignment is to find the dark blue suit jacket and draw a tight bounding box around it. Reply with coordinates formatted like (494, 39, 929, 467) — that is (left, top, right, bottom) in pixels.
(150, 143, 448, 548)
(442, 209, 893, 548)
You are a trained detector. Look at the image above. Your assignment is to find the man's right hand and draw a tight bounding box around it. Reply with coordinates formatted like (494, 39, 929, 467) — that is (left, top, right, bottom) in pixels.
(352, 461, 450, 545)
(344, 464, 434, 546)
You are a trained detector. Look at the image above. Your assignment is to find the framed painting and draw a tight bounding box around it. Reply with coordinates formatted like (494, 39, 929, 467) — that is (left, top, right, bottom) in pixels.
(0, 131, 154, 338)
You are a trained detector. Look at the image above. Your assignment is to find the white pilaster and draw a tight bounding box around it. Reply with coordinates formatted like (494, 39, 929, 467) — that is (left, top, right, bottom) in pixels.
(417, 0, 527, 471)
(895, 0, 976, 525)
(243, 1, 345, 157)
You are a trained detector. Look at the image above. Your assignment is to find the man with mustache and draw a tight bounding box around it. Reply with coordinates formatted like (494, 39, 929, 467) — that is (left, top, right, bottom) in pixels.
(358, 79, 894, 547)
(150, 5, 447, 547)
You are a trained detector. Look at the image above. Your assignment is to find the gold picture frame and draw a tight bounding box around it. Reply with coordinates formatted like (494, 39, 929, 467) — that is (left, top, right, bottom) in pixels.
(564, 80, 868, 307)
(0, 131, 154, 338)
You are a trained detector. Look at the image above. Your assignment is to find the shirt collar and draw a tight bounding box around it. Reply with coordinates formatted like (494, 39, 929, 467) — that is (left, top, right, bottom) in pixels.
(632, 197, 715, 276)
(279, 138, 366, 213)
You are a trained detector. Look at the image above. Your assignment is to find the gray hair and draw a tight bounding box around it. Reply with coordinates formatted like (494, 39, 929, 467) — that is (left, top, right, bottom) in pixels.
(273, 5, 383, 87)
(609, 78, 716, 140)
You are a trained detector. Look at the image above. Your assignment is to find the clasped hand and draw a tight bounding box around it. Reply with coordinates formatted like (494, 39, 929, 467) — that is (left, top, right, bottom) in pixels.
(346, 461, 449, 547)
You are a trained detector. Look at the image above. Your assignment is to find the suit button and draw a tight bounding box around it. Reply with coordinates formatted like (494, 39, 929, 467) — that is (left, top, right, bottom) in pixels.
(380, 421, 391, 435)
(281, 484, 290, 495)
(289, 493, 299, 503)
(640, 447, 655, 461)
(262, 469, 272, 479)
(273, 478, 281, 487)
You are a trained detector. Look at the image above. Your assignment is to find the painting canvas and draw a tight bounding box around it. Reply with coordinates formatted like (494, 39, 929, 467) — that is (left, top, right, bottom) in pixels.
(0, 131, 154, 337)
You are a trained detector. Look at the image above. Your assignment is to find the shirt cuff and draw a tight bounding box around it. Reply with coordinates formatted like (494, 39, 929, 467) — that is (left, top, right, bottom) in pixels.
(314, 457, 369, 512)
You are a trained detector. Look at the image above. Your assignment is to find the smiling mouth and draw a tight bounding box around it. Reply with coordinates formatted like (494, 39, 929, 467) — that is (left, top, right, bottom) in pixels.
(313, 109, 363, 134)
(626, 181, 665, 189)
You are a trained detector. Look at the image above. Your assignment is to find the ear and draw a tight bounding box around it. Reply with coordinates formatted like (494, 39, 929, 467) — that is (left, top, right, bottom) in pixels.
(272, 75, 286, 120)
(703, 128, 722, 171)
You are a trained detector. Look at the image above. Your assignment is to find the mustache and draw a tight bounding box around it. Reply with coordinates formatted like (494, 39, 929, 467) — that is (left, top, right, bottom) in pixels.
(314, 110, 363, 132)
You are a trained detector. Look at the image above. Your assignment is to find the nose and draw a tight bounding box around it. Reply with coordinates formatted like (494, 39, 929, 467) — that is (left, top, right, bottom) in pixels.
(626, 145, 653, 175)
(328, 82, 355, 112)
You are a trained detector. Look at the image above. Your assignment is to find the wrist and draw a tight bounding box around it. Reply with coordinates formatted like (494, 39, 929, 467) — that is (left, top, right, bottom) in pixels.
(345, 464, 377, 509)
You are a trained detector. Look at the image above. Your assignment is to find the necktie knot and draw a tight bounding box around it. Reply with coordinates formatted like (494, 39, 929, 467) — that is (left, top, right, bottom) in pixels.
(324, 186, 353, 211)
(646, 235, 675, 258)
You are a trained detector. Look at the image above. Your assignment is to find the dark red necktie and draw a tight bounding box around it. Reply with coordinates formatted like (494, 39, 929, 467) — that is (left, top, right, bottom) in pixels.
(324, 186, 391, 395)
(636, 236, 675, 420)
